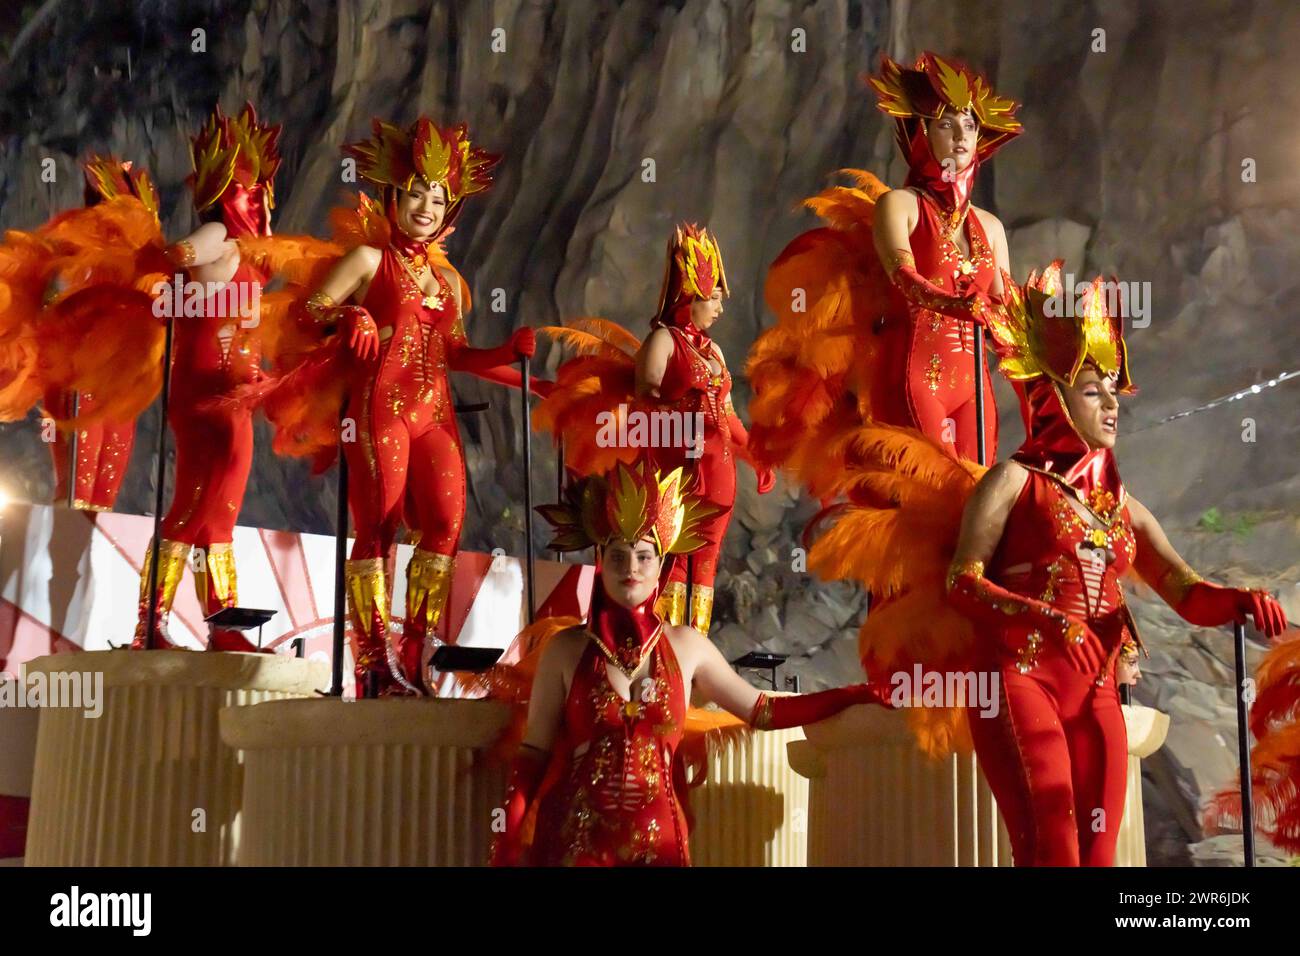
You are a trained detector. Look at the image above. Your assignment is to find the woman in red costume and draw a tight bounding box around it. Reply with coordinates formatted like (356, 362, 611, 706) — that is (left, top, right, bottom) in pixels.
(795, 262, 1287, 866)
(132, 102, 281, 653)
(748, 52, 1021, 477)
(41, 156, 158, 511)
(635, 225, 774, 632)
(490, 461, 875, 866)
(301, 118, 538, 697)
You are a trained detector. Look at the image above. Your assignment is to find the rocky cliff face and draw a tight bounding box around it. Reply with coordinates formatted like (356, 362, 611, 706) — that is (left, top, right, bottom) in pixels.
(2, 0, 1296, 865)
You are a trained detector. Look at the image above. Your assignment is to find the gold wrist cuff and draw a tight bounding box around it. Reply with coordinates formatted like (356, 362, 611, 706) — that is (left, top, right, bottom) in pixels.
(306, 291, 338, 323)
(886, 249, 915, 273)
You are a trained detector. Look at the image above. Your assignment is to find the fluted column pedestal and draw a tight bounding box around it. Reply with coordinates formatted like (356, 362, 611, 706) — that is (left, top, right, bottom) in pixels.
(788, 703, 1168, 866)
(220, 697, 512, 866)
(689, 725, 807, 866)
(24, 650, 327, 866)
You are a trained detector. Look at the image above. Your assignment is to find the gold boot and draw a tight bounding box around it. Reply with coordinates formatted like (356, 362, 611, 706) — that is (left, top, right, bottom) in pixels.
(198, 543, 266, 653)
(132, 539, 190, 649)
(345, 557, 400, 697)
(689, 584, 715, 634)
(655, 580, 688, 626)
(399, 549, 455, 694)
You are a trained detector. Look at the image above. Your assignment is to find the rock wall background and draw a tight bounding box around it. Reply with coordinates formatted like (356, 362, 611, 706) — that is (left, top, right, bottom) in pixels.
(1, 0, 1296, 865)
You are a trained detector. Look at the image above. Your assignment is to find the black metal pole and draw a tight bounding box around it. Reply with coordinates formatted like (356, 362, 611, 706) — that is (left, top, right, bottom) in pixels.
(1232, 620, 1256, 867)
(329, 403, 349, 697)
(143, 316, 175, 649)
(974, 325, 988, 467)
(521, 355, 535, 624)
(66, 390, 79, 509)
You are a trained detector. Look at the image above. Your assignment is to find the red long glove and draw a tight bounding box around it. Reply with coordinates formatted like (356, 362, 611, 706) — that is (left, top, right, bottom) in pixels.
(449, 326, 535, 375)
(489, 744, 548, 867)
(947, 559, 1105, 675)
(1175, 581, 1288, 638)
(892, 263, 994, 327)
(337, 305, 380, 362)
(726, 412, 775, 493)
(464, 362, 555, 397)
(748, 684, 879, 730)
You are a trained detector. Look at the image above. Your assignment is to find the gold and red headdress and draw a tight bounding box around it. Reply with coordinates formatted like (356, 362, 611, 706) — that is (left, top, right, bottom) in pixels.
(82, 154, 160, 222)
(342, 118, 498, 227)
(651, 223, 728, 332)
(988, 260, 1135, 393)
(868, 51, 1023, 163)
(537, 460, 714, 556)
(187, 102, 281, 235)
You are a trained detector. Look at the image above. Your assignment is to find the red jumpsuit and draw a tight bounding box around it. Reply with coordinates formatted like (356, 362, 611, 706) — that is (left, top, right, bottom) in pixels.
(884, 190, 999, 462)
(161, 261, 263, 568)
(345, 251, 468, 560)
(44, 388, 135, 510)
(530, 632, 691, 866)
(964, 470, 1136, 866)
(649, 327, 736, 606)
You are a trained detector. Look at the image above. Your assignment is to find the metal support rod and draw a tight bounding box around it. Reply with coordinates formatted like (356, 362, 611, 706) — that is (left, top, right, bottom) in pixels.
(521, 355, 536, 623)
(329, 403, 349, 697)
(974, 325, 988, 467)
(1232, 620, 1256, 867)
(143, 316, 175, 649)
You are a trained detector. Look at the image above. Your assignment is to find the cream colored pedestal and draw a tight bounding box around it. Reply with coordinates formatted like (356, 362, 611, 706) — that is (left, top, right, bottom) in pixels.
(788, 703, 1169, 866)
(689, 726, 807, 866)
(24, 650, 327, 866)
(220, 697, 512, 866)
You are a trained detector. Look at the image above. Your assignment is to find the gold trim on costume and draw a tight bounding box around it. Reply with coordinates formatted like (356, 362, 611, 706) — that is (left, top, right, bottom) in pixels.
(885, 249, 916, 273)
(689, 584, 714, 634)
(305, 291, 337, 324)
(196, 541, 238, 614)
(1157, 563, 1205, 606)
(655, 580, 688, 627)
(750, 692, 775, 730)
(134, 539, 191, 638)
(405, 549, 455, 630)
(345, 557, 390, 637)
(585, 625, 664, 682)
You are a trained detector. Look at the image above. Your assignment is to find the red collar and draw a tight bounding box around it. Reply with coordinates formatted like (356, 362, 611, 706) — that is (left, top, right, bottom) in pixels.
(652, 300, 712, 354)
(901, 123, 978, 223)
(585, 555, 671, 678)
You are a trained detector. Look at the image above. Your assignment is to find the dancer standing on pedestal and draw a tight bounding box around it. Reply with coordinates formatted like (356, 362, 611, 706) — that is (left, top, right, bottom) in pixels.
(748, 52, 1021, 481)
(488, 460, 875, 867)
(533, 225, 773, 635)
(796, 262, 1287, 865)
(296, 118, 538, 696)
(133, 103, 281, 653)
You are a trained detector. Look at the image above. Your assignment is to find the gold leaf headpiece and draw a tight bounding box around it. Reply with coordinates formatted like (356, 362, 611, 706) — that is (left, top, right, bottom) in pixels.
(988, 260, 1135, 392)
(868, 51, 1023, 161)
(537, 460, 715, 556)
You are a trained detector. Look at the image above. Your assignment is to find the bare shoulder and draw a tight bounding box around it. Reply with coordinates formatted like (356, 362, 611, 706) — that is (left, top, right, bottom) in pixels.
(877, 187, 919, 216)
(664, 623, 710, 664)
(971, 206, 1006, 241)
(540, 626, 591, 668)
(343, 244, 382, 273)
(978, 459, 1030, 499)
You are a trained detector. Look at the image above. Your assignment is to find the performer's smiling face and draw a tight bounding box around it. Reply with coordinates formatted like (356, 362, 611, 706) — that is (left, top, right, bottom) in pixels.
(600, 538, 662, 609)
(1063, 366, 1121, 449)
(689, 288, 724, 331)
(396, 181, 448, 240)
(926, 109, 978, 172)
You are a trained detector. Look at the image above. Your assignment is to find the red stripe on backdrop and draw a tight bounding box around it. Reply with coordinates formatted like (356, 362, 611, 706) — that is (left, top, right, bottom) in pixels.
(0, 597, 79, 674)
(258, 529, 317, 630)
(0, 793, 29, 860)
(439, 551, 494, 644)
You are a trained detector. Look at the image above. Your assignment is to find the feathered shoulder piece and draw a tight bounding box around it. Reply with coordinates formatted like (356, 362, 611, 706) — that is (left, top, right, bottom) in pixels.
(533, 317, 646, 476)
(745, 168, 897, 494)
(803, 420, 986, 756)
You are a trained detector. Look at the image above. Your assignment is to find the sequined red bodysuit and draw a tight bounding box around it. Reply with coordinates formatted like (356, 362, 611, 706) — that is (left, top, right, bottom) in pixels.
(964, 469, 1137, 866)
(891, 190, 999, 461)
(649, 327, 735, 596)
(530, 632, 691, 866)
(344, 247, 468, 561)
(45, 388, 135, 510)
(161, 258, 265, 551)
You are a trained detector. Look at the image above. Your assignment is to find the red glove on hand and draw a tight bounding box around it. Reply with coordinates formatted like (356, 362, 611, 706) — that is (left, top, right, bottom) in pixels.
(338, 306, 380, 362)
(893, 263, 994, 327)
(512, 326, 536, 360)
(749, 684, 879, 730)
(1176, 581, 1288, 638)
(450, 327, 536, 375)
(489, 745, 547, 867)
(755, 466, 776, 494)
